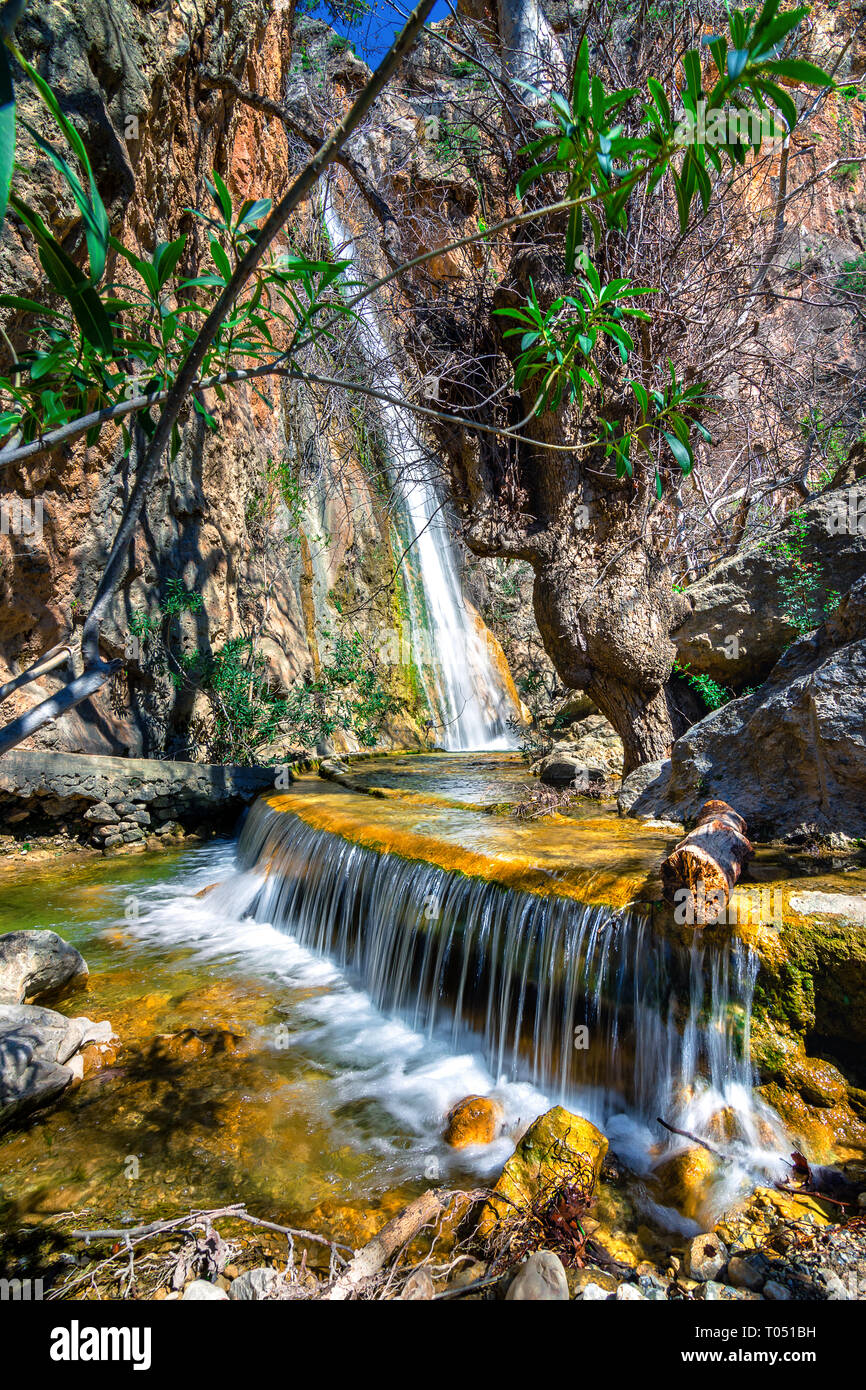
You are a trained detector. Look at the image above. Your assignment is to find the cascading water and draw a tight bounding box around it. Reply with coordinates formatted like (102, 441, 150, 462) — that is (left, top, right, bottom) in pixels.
(321, 194, 519, 751)
(236, 797, 787, 1202)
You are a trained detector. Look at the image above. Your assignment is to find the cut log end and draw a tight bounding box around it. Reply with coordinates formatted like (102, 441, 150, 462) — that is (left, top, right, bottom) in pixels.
(660, 800, 753, 927)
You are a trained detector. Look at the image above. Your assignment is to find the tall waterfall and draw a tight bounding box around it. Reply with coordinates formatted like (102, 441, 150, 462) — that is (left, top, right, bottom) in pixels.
(238, 799, 783, 1168)
(322, 196, 519, 751)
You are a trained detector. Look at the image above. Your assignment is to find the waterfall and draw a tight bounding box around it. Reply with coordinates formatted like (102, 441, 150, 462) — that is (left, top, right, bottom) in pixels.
(321, 195, 519, 751)
(237, 798, 782, 1164)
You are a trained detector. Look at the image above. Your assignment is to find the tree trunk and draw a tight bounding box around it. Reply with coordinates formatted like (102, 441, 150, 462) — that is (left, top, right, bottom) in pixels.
(495, 0, 568, 95)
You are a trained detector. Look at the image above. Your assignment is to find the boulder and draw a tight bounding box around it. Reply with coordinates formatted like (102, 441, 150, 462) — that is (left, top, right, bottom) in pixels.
(554, 692, 598, 724)
(622, 576, 866, 839)
(763, 1279, 793, 1301)
(654, 1146, 718, 1222)
(0, 1003, 114, 1129)
(536, 751, 609, 790)
(727, 1254, 767, 1291)
(685, 1232, 728, 1283)
(443, 1094, 502, 1148)
(535, 715, 624, 786)
(0, 930, 88, 1005)
(615, 1282, 647, 1300)
(478, 1106, 607, 1238)
(506, 1250, 569, 1301)
(672, 483, 866, 688)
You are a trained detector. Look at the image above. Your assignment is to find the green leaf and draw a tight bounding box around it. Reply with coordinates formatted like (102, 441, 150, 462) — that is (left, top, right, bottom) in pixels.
(20, 120, 108, 281)
(760, 59, 833, 87)
(10, 194, 114, 353)
(154, 236, 187, 289)
(646, 77, 671, 130)
(12, 44, 109, 280)
(236, 197, 272, 227)
(662, 428, 693, 474)
(0, 42, 14, 231)
(0, 293, 60, 316)
(630, 379, 649, 416)
(655, 469, 663, 500)
(208, 169, 234, 225)
(209, 238, 233, 284)
(727, 48, 749, 81)
(755, 77, 797, 131)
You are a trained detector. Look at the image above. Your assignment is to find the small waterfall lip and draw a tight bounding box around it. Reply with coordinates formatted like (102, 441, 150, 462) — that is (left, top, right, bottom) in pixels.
(235, 796, 791, 1205)
(320, 188, 520, 751)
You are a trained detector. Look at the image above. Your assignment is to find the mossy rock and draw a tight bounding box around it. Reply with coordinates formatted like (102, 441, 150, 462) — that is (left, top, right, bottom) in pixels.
(477, 1105, 607, 1239)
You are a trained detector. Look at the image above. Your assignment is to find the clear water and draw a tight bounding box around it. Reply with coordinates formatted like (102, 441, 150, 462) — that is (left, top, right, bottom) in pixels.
(0, 759, 793, 1245)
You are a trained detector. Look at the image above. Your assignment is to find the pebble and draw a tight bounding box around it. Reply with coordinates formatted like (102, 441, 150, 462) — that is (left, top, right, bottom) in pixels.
(182, 1279, 228, 1300)
(580, 1281, 612, 1300)
(228, 1266, 284, 1301)
(763, 1279, 792, 1301)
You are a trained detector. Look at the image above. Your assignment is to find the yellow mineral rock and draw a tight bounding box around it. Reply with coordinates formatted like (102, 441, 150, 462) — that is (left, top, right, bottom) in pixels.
(478, 1105, 607, 1238)
(443, 1094, 502, 1147)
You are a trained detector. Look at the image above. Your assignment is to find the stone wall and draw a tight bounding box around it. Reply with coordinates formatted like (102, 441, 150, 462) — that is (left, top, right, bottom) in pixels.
(0, 749, 278, 851)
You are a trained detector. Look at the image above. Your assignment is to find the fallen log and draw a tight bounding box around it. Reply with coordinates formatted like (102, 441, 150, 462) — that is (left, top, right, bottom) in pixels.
(326, 1188, 484, 1300)
(326, 1189, 445, 1301)
(660, 799, 753, 926)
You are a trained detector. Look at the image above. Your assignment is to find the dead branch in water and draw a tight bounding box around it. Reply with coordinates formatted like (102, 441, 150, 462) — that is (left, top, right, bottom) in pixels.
(326, 1188, 486, 1301)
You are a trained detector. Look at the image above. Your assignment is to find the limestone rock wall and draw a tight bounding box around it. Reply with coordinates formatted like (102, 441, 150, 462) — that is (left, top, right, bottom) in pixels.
(0, 0, 428, 759)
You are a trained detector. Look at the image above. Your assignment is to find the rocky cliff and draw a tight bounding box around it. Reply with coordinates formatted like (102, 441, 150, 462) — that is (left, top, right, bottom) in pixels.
(1, 0, 503, 758)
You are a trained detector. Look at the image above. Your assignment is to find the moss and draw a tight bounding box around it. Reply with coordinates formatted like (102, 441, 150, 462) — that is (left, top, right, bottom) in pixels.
(752, 959, 815, 1035)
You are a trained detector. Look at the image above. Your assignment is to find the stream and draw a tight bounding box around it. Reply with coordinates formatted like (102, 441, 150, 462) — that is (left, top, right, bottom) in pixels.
(0, 753, 796, 1261)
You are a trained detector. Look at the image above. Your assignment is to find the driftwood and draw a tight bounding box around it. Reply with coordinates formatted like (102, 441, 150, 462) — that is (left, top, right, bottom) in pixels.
(661, 799, 753, 926)
(327, 1189, 445, 1300)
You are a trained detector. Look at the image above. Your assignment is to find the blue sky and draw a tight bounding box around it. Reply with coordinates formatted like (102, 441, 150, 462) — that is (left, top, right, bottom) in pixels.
(301, 0, 454, 64)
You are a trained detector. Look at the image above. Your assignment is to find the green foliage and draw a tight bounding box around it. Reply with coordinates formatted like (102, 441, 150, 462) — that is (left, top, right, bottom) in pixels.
(0, 49, 359, 457)
(499, 0, 831, 489)
(0, 42, 15, 231)
(673, 660, 733, 710)
(496, 263, 652, 413)
(432, 118, 481, 167)
(244, 454, 306, 547)
(129, 584, 286, 763)
(181, 637, 288, 765)
(129, 582, 402, 758)
(799, 407, 866, 487)
(836, 252, 866, 295)
(759, 510, 841, 638)
(283, 629, 404, 749)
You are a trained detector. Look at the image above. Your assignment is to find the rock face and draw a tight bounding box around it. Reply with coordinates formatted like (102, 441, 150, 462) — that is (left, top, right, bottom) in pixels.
(478, 1106, 607, 1238)
(0, 1, 440, 759)
(622, 576, 866, 839)
(0, 929, 88, 1004)
(0, 1002, 115, 1129)
(673, 483, 866, 689)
